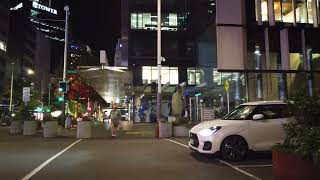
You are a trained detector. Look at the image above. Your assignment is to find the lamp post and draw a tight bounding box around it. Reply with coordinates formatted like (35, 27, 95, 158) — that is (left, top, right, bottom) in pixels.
(62, 5, 69, 127)
(63, 5, 69, 81)
(156, 0, 162, 122)
(9, 63, 14, 113)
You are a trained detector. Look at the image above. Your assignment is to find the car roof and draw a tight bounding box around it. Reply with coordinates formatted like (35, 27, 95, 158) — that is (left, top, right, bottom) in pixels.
(241, 101, 287, 106)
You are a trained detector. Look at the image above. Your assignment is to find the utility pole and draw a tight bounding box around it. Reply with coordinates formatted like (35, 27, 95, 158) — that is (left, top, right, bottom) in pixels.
(62, 5, 69, 127)
(156, 0, 162, 122)
(9, 63, 14, 113)
(63, 5, 69, 82)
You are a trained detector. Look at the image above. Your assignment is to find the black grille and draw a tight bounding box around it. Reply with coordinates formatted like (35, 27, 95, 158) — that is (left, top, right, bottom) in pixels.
(203, 141, 212, 151)
(189, 133, 199, 147)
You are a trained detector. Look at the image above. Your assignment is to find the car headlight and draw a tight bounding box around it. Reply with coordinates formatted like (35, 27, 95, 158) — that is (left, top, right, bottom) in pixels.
(199, 126, 222, 137)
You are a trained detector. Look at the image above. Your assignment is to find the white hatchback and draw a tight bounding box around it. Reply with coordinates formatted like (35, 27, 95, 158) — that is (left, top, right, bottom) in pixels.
(189, 101, 290, 161)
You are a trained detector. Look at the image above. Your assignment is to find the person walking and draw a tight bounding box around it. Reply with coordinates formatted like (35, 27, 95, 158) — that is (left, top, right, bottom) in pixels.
(110, 106, 121, 137)
(65, 115, 72, 129)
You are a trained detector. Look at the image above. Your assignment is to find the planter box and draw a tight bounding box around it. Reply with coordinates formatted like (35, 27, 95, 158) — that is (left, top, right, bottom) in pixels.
(10, 121, 23, 134)
(77, 121, 92, 138)
(173, 126, 189, 137)
(23, 121, 37, 135)
(273, 149, 320, 180)
(119, 121, 133, 131)
(43, 121, 58, 138)
(159, 122, 172, 138)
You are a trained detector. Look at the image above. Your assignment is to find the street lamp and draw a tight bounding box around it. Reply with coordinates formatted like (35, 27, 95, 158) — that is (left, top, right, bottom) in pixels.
(63, 5, 69, 81)
(27, 68, 35, 75)
(61, 5, 70, 128)
(9, 63, 14, 113)
(156, 0, 162, 122)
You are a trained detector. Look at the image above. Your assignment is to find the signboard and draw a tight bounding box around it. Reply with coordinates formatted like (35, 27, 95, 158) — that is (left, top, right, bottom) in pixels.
(225, 80, 229, 92)
(100, 50, 106, 64)
(23, 87, 31, 103)
(32, 1, 58, 15)
(201, 107, 215, 121)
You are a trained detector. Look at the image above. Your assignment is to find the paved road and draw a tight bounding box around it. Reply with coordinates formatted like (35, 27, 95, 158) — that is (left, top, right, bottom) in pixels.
(0, 127, 273, 180)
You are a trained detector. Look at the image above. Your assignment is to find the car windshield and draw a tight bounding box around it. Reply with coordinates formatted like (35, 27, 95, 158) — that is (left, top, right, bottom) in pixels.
(223, 105, 256, 120)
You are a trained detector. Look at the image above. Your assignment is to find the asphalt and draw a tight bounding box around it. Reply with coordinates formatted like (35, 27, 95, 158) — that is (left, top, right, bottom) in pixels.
(0, 127, 273, 180)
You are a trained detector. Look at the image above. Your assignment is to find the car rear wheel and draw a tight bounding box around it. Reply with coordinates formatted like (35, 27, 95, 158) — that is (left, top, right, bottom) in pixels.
(220, 136, 248, 161)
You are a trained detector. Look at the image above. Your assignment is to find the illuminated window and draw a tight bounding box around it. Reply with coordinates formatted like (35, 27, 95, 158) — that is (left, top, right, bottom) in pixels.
(296, 0, 308, 23)
(307, 0, 313, 23)
(282, 0, 294, 23)
(0, 40, 7, 52)
(131, 13, 137, 29)
(274, 0, 282, 21)
(187, 68, 204, 85)
(142, 66, 179, 84)
(261, 0, 268, 21)
(130, 13, 186, 31)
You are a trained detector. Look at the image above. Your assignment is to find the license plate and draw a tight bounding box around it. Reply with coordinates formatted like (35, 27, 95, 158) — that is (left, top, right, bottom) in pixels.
(190, 139, 194, 144)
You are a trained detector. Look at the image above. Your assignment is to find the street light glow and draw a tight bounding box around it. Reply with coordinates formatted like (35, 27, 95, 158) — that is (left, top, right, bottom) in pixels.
(27, 69, 35, 75)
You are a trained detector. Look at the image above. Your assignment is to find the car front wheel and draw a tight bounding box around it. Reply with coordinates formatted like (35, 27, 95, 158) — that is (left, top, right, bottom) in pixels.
(220, 136, 248, 161)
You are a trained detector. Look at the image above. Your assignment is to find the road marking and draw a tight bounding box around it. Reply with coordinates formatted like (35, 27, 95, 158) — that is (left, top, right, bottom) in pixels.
(21, 139, 82, 180)
(217, 160, 262, 180)
(237, 164, 272, 168)
(163, 138, 262, 180)
(164, 138, 189, 148)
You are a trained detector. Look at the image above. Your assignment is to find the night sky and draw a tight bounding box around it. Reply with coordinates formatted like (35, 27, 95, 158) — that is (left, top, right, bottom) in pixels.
(53, 0, 121, 64)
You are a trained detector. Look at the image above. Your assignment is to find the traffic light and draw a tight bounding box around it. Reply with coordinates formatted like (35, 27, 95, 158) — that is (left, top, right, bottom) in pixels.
(195, 91, 202, 97)
(58, 81, 68, 93)
(58, 96, 64, 102)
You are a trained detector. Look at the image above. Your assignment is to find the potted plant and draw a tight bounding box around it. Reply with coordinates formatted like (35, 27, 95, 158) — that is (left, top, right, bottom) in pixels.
(42, 114, 58, 138)
(158, 119, 172, 138)
(10, 108, 24, 134)
(77, 115, 92, 138)
(172, 117, 190, 137)
(273, 93, 320, 179)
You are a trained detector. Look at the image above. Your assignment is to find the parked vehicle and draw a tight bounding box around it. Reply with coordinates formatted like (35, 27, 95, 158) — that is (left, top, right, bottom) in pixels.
(189, 101, 290, 161)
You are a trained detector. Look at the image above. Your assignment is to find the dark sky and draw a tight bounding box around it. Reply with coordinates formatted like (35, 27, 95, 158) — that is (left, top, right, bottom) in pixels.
(53, 0, 121, 63)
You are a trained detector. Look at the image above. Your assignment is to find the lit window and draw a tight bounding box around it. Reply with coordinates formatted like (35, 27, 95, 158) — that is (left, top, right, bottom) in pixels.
(295, 0, 307, 23)
(261, 0, 268, 21)
(187, 68, 204, 85)
(307, 0, 313, 23)
(142, 66, 179, 84)
(0, 40, 7, 52)
(131, 13, 186, 31)
(274, 0, 282, 21)
(282, 0, 294, 23)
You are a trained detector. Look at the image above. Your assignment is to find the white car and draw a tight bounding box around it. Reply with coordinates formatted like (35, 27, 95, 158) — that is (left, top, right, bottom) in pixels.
(189, 101, 290, 161)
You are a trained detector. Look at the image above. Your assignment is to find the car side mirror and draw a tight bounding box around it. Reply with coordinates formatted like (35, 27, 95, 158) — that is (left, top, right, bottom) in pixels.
(253, 114, 264, 120)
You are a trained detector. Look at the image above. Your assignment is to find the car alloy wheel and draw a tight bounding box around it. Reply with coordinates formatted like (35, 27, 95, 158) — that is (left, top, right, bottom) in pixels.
(221, 136, 248, 161)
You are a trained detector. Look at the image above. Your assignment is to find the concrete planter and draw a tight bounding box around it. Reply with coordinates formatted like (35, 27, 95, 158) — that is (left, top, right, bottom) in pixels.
(159, 122, 172, 138)
(43, 121, 58, 138)
(10, 121, 23, 134)
(273, 149, 320, 180)
(77, 121, 92, 138)
(23, 121, 37, 135)
(173, 126, 189, 137)
(119, 121, 133, 131)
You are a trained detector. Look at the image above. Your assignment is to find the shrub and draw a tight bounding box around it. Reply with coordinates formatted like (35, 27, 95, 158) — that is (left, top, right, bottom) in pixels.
(275, 92, 320, 165)
(13, 105, 33, 121)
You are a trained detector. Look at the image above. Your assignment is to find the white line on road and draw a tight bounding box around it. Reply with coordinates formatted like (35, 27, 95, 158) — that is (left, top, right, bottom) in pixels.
(237, 164, 272, 168)
(21, 139, 82, 180)
(163, 138, 262, 180)
(163, 138, 189, 148)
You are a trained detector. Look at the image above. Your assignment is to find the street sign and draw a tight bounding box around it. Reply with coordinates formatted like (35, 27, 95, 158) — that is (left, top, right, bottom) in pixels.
(224, 80, 230, 113)
(224, 80, 229, 92)
(23, 87, 31, 103)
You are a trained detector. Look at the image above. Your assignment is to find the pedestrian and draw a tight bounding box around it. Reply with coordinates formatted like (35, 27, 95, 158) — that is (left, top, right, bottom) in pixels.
(65, 115, 72, 129)
(109, 106, 121, 137)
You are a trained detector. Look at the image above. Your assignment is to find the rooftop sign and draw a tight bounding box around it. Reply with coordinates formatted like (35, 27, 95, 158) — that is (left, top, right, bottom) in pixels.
(32, 1, 57, 15)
